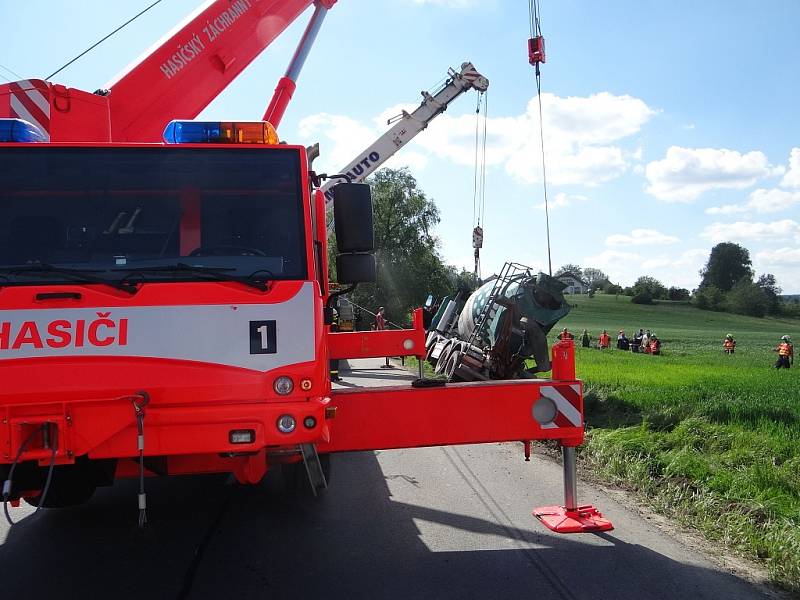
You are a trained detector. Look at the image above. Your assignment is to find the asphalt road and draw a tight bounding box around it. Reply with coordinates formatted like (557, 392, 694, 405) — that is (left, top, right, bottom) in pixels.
(0, 359, 773, 600)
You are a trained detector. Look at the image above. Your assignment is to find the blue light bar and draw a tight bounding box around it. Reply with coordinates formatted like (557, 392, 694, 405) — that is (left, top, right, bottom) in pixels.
(163, 120, 279, 144)
(163, 120, 223, 144)
(0, 118, 47, 143)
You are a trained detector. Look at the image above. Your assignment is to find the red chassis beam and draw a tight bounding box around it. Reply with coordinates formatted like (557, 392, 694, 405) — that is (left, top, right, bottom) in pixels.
(327, 308, 426, 360)
(320, 378, 584, 453)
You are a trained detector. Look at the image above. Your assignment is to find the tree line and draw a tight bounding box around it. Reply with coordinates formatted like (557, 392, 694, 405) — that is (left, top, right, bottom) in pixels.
(331, 168, 796, 325)
(556, 242, 796, 319)
(329, 168, 475, 327)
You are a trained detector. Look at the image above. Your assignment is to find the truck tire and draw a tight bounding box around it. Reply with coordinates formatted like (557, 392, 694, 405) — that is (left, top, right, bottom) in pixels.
(275, 453, 332, 497)
(434, 341, 453, 375)
(444, 349, 464, 382)
(24, 466, 97, 508)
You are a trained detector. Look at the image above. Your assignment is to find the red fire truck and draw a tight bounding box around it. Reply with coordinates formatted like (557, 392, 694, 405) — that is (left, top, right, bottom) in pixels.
(0, 0, 610, 533)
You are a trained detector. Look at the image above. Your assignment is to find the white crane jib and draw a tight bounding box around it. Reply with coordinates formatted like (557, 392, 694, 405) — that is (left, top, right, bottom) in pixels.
(321, 62, 488, 217)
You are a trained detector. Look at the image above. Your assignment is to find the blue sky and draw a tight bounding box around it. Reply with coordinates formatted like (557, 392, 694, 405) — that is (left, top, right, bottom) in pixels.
(2, 0, 799, 291)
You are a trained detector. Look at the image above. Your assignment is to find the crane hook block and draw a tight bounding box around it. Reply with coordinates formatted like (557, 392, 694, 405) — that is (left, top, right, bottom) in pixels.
(528, 36, 546, 65)
(472, 226, 484, 249)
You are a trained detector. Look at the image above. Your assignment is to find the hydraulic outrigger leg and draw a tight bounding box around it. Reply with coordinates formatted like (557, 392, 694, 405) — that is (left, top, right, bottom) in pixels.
(533, 444, 614, 533)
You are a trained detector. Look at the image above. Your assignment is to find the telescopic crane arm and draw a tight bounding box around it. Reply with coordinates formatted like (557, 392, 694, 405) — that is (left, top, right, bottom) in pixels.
(320, 62, 488, 219)
(105, 0, 335, 141)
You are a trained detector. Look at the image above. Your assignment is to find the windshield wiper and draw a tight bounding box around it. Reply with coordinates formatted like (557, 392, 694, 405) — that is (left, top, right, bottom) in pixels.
(118, 263, 271, 291)
(0, 264, 138, 294)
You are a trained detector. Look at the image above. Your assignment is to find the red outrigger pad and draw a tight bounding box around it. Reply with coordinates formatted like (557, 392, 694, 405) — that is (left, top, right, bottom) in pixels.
(533, 505, 614, 534)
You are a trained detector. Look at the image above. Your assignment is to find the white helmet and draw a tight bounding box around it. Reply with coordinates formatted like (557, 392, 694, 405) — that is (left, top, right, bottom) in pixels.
(781, 335, 791, 341)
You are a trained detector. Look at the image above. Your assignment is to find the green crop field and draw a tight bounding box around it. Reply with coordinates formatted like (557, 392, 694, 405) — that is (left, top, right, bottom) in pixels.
(558, 294, 799, 590)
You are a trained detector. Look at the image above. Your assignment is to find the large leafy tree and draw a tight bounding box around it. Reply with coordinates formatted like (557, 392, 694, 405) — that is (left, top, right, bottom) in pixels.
(331, 168, 454, 326)
(632, 275, 667, 303)
(756, 273, 783, 315)
(699, 242, 753, 291)
(555, 263, 583, 278)
(582, 267, 609, 290)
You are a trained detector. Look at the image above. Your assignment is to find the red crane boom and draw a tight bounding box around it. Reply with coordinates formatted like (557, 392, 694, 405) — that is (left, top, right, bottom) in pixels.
(0, 0, 335, 142)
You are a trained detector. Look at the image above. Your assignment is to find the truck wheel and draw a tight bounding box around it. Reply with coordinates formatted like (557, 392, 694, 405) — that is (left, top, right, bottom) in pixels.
(434, 342, 453, 374)
(444, 349, 464, 382)
(24, 466, 97, 508)
(276, 454, 332, 497)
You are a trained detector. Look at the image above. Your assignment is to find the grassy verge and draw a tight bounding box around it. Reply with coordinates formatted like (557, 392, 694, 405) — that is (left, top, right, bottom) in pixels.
(562, 295, 800, 591)
(404, 295, 800, 589)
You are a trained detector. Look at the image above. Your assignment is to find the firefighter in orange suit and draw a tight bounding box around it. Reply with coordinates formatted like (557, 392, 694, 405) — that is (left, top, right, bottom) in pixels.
(774, 335, 794, 369)
(558, 327, 574, 342)
(723, 334, 736, 354)
(598, 330, 611, 349)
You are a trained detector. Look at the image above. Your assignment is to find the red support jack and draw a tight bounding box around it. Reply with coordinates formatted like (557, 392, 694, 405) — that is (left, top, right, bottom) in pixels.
(533, 445, 614, 533)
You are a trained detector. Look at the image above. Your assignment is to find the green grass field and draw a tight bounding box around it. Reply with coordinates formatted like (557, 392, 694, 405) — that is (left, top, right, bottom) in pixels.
(558, 294, 799, 590)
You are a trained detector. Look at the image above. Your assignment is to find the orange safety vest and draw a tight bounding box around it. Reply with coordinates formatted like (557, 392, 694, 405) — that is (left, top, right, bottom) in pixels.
(558, 331, 574, 341)
(723, 339, 735, 349)
(599, 333, 610, 347)
(778, 342, 793, 356)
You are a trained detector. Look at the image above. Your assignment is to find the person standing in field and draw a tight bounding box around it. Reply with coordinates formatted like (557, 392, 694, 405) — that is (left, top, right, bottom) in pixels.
(723, 334, 736, 354)
(617, 330, 629, 351)
(773, 335, 794, 369)
(581, 329, 591, 348)
(375, 307, 393, 369)
(649, 335, 661, 355)
(558, 327, 575, 342)
(631, 329, 643, 353)
(642, 329, 651, 350)
(598, 330, 611, 349)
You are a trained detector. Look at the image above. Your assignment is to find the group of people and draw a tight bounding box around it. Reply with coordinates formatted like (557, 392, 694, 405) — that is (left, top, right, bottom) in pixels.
(557, 327, 794, 368)
(722, 333, 794, 369)
(565, 328, 662, 355)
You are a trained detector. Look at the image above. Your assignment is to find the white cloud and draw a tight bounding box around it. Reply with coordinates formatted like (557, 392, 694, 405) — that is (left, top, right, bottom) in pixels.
(701, 219, 800, 244)
(419, 92, 656, 186)
(582, 250, 642, 277)
(534, 192, 588, 211)
(299, 92, 657, 189)
(754, 247, 800, 292)
(582, 248, 708, 289)
(780, 147, 800, 189)
(298, 113, 377, 172)
(756, 247, 800, 265)
(705, 187, 800, 215)
(705, 203, 748, 215)
(645, 146, 783, 202)
(606, 228, 679, 247)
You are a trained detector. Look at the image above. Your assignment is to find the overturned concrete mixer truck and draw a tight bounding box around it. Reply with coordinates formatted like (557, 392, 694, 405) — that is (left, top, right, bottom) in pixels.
(426, 262, 571, 381)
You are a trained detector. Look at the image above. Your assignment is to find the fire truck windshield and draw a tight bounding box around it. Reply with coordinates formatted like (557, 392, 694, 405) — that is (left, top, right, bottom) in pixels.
(0, 146, 307, 288)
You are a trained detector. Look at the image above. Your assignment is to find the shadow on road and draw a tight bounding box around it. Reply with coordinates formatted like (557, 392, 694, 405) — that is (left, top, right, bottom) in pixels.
(1, 449, 770, 600)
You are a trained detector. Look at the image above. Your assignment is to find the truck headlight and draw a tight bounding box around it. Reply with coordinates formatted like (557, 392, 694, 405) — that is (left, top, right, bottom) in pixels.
(274, 376, 294, 395)
(277, 415, 296, 433)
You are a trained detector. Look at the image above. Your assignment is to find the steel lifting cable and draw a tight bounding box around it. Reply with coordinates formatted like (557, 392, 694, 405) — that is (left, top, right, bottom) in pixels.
(529, 0, 553, 276)
(478, 92, 489, 229)
(471, 91, 489, 280)
(471, 93, 484, 233)
(46, 0, 165, 80)
(130, 391, 151, 528)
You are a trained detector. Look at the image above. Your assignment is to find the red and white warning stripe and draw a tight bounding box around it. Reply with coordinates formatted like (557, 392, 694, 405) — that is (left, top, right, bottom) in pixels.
(8, 79, 50, 141)
(539, 384, 582, 429)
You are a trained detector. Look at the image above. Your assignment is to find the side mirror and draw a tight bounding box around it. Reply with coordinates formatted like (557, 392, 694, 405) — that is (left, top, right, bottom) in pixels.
(333, 183, 374, 252)
(336, 253, 376, 284)
(333, 183, 376, 283)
